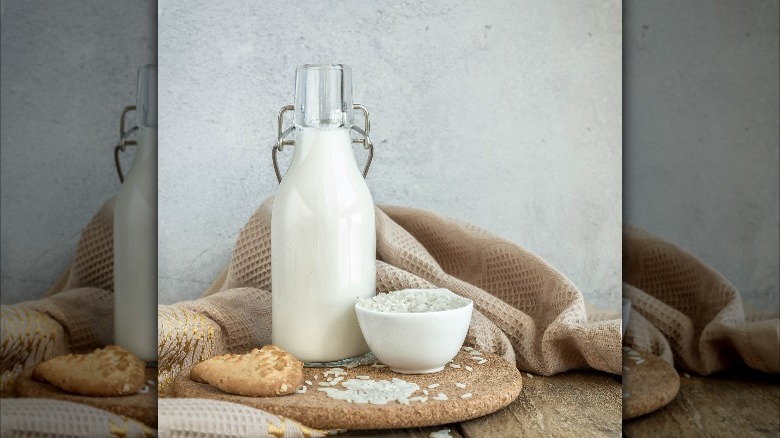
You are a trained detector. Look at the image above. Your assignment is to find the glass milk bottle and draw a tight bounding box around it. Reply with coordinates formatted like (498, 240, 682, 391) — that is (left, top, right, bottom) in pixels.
(114, 64, 157, 364)
(271, 64, 376, 363)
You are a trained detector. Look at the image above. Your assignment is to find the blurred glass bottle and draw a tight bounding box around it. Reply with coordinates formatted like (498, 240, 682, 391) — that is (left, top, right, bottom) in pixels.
(114, 64, 157, 364)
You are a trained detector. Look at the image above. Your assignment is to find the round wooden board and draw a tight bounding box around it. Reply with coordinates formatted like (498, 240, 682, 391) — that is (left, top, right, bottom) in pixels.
(622, 348, 680, 420)
(16, 367, 158, 428)
(173, 349, 522, 430)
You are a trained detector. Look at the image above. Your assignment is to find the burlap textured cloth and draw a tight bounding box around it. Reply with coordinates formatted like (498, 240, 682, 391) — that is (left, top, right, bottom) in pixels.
(2, 195, 622, 436)
(158, 196, 623, 398)
(623, 226, 780, 375)
(0, 398, 154, 437)
(1, 198, 324, 436)
(1, 199, 116, 396)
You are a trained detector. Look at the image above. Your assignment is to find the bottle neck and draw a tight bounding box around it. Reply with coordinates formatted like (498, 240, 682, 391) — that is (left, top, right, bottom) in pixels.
(133, 126, 157, 162)
(291, 127, 352, 164)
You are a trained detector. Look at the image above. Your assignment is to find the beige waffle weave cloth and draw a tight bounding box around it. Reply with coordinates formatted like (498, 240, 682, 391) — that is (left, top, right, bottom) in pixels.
(157, 196, 623, 396)
(0, 199, 322, 436)
(623, 226, 779, 375)
(2, 195, 622, 436)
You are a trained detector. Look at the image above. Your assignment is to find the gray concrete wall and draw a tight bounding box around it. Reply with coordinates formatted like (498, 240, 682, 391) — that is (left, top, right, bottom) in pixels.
(624, 0, 779, 309)
(0, 0, 155, 304)
(157, 0, 623, 308)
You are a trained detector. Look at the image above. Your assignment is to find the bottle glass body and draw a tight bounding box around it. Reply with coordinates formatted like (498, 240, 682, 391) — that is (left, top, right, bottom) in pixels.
(114, 65, 157, 363)
(271, 65, 376, 363)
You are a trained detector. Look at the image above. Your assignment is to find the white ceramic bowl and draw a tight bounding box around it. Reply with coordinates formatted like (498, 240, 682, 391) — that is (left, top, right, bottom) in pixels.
(622, 298, 632, 337)
(355, 289, 473, 374)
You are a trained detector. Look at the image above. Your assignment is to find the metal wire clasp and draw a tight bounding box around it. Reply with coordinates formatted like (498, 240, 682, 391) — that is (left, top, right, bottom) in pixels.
(271, 104, 374, 183)
(113, 105, 138, 183)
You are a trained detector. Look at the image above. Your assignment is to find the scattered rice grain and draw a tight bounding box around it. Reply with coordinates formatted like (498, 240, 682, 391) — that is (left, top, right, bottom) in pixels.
(461, 393, 472, 399)
(428, 383, 440, 389)
(449, 364, 461, 369)
(318, 377, 420, 405)
(465, 366, 473, 372)
(455, 383, 467, 389)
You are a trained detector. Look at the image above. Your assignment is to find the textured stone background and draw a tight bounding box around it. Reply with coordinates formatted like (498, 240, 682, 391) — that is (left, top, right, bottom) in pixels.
(0, 0, 155, 304)
(624, 0, 779, 310)
(156, 0, 623, 308)
(3, 1, 776, 312)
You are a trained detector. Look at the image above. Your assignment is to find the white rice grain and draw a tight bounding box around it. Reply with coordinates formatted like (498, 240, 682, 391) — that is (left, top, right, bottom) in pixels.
(319, 377, 420, 405)
(357, 289, 470, 313)
(430, 429, 452, 438)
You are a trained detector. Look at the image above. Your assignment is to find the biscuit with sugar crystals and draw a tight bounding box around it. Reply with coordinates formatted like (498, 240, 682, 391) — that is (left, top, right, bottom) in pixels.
(191, 345, 304, 397)
(33, 345, 146, 397)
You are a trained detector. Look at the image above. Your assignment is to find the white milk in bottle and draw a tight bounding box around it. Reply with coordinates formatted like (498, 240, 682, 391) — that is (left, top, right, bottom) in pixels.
(272, 64, 376, 363)
(114, 65, 157, 363)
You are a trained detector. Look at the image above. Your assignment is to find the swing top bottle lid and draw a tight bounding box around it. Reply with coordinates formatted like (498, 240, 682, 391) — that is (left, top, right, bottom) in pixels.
(294, 64, 353, 129)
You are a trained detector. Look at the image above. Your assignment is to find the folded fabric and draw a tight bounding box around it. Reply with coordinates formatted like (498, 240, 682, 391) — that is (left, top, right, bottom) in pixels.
(0, 398, 154, 437)
(1, 198, 116, 395)
(158, 398, 331, 437)
(1, 195, 621, 434)
(158, 197, 622, 395)
(623, 226, 779, 375)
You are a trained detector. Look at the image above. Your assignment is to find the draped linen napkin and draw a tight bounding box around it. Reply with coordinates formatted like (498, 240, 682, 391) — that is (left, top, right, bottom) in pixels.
(1, 196, 622, 436)
(157, 196, 623, 398)
(0, 199, 322, 436)
(623, 226, 780, 375)
(1, 199, 117, 397)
